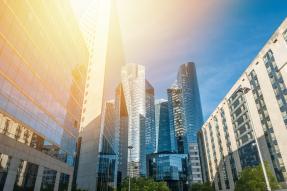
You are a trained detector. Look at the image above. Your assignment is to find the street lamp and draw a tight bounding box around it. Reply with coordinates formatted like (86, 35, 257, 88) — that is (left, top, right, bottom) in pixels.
(128, 145, 133, 191)
(237, 87, 271, 191)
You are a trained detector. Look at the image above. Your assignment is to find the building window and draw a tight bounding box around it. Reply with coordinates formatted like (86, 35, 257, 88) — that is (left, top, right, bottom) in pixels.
(283, 29, 287, 42)
(264, 50, 287, 126)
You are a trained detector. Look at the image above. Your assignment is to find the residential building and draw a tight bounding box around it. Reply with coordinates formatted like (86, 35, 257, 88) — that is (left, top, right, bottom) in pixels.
(198, 18, 287, 191)
(0, 0, 88, 190)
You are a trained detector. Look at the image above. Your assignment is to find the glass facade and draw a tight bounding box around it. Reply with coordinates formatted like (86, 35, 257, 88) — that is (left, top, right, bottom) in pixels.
(97, 101, 118, 191)
(177, 62, 203, 145)
(59, 173, 70, 191)
(121, 64, 146, 176)
(0, 153, 10, 190)
(167, 85, 183, 153)
(157, 101, 177, 153)
(140, 80, 156, 176)
(147, 153, 189, 191)
(14, 160, 38, 191)
(41, 167, 57, 191)
(0, 0, 88, 169)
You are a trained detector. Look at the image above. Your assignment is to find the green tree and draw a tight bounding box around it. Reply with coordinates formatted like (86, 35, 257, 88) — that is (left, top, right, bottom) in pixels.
(190, 182, 214, 191)
(235, 162, 280, 191)
(119, 177, 169, 191)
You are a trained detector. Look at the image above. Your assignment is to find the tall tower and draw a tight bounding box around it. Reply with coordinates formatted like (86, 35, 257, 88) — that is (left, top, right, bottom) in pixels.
(156, 100, 177, 153)
(177, 62, 203, 183)
(121, 64, 146, 177)
(167, 83, 185, 153)
(140, 80, 156, 176)
(177, 62, 203, 146)
(76, 0, 125, 190)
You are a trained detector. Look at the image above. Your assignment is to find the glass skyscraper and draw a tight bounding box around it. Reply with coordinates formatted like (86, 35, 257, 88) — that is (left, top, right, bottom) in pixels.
(166, 63, 203, 184)
(156, 100, 177, 153)
(177, 62, 203, 145)
(168, 84, 185, 154)
(121, 64, 146, 177)
(140, 80, 156, 176)
(0, 0, 88, 190)
(76, 0, 125, 190)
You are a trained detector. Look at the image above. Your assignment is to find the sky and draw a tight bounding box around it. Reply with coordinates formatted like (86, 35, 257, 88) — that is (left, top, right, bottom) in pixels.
(116, 0, 287, 119)
(71, 0, 287, 120)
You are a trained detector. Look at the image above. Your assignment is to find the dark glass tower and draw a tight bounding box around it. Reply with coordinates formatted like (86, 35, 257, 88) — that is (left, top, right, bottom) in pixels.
(140, 80, 156, 176)
(176, 62, 203, 183)
(177, 62, 203, 146)
(156, 100, 177, 153)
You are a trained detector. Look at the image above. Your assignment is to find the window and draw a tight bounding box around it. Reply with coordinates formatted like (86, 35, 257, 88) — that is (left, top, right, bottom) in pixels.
(283, 29, 287, 42)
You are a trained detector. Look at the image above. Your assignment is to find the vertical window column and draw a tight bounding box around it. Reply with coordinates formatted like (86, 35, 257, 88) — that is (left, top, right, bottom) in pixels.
(3, 157, 21, 191)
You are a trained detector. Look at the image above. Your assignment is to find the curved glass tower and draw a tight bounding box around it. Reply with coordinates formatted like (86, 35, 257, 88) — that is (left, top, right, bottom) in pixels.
(177, 62, 203, 146)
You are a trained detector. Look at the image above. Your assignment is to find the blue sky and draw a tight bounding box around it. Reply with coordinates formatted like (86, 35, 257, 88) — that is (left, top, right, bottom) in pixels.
(118, 0, 287, 119)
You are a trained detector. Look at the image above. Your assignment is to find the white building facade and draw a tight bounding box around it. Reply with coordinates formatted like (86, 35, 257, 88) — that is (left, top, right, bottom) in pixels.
(198, 18, 287, 191)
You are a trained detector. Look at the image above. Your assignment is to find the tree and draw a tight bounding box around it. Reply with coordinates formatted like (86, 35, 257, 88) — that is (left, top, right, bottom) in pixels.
(119, 177, 170, 191)
(190, 182, 214, 191)
(235, 162, 280, 191)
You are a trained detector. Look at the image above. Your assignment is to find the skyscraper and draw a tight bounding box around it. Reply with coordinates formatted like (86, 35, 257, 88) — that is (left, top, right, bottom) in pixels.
(176, 62, 203, 183)
(140, 80, 156, 176)
(177, 62, 203, 147)
(76, 0, 125, 190)
(0, 0, 88, 190)
(167, 84, 184, 153)
(156, 100, 177, 153)
(148, 95, 189, 191)
(121, 64, 146, 177)
(115, 84, 129, 183)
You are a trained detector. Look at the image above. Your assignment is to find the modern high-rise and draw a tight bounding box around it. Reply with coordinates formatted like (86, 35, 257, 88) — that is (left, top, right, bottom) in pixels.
(140, 80, 156, 176)
(176, 62, 204, 183)
(198, 18, 287, 191)
(0, 1, 88, 191)
(115, 84, 129, 183)
(156, 100, 177, 153)
(147, 97, 189, 191)
(76, 0, 125, 190)
(121, 64, 146, 177)
(167, 83, 185, 153)
(177, 62, 204, 147)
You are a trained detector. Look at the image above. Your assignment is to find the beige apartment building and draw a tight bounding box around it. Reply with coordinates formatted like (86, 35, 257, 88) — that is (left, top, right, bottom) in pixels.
(198, 17, 287, 190)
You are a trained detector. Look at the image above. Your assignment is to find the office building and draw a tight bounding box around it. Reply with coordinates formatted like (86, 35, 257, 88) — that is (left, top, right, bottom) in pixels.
(0, 0, 88, 190)
(155, 99, 166, 152)
(198, 18, 287, 191)
(177, 63, 204, 146)
(115, 84, 129, 184)
(156, 100, 177, 153)
(147, 96, 188, 191)
(140, 80, 156, 176)
(147, 153, 189, 191)
(176, 63, 204, 183)
(121, 64, 146, 177)
(167, 83, 184, 153)
(76, 0, 125, 190)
